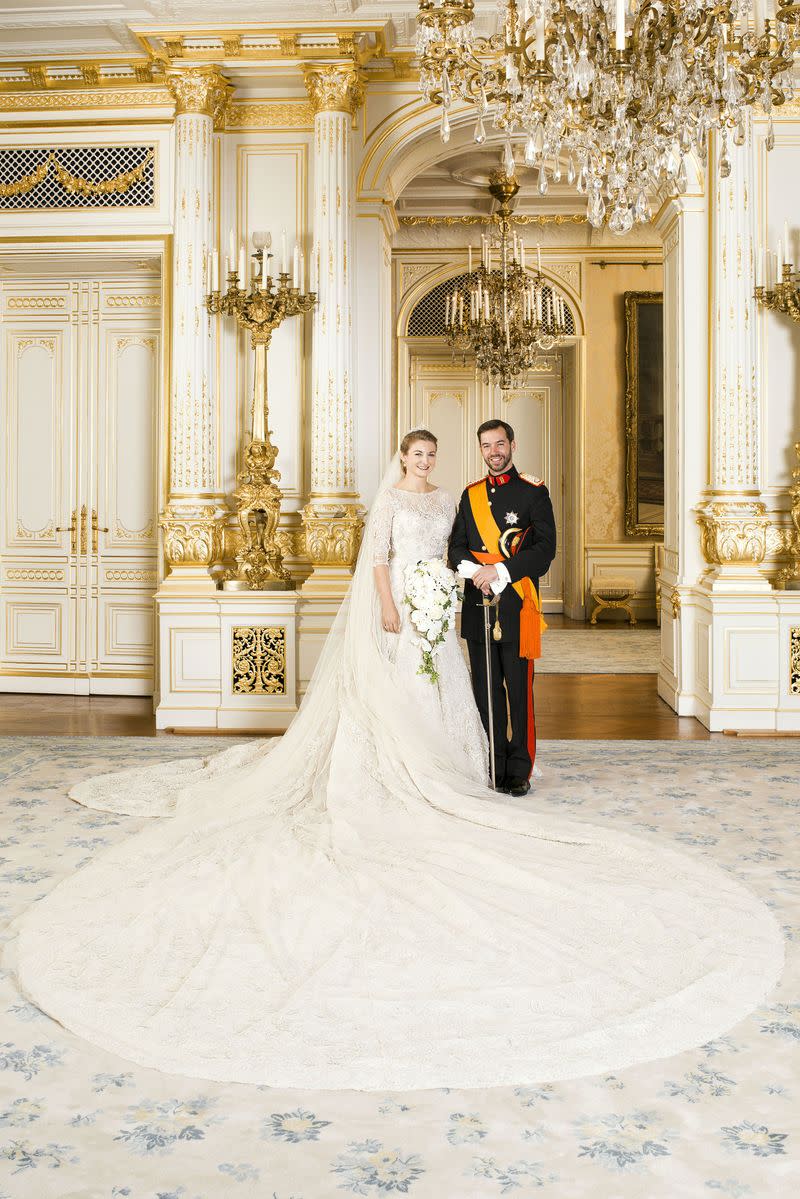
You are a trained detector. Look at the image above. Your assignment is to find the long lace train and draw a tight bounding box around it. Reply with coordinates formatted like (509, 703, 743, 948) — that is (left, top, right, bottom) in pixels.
(5, 464, 784, 1090)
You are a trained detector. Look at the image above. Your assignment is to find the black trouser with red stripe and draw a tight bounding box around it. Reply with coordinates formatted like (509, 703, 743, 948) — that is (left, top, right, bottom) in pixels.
(466, 637, 535, 783)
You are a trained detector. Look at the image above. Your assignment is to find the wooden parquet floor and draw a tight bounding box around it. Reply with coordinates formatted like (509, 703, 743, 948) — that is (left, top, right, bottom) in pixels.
(0, 674, 711, 740)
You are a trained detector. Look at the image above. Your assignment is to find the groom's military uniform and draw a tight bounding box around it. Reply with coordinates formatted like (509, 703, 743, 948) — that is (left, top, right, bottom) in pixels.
(449, 465, 557, 785)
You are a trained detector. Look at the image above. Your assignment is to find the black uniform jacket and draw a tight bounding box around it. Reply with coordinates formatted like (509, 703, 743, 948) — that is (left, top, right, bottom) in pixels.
(448, 465, 557, 644)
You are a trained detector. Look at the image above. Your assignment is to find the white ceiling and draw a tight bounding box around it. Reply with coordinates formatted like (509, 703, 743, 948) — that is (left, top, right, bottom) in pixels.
(397, 143, 594, 220)
(0, 2, 426, 61)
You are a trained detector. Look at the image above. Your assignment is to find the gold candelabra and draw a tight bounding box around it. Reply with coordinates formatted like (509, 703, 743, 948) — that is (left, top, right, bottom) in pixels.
(206, 234, 316, 590)
(755, 264, 800, 324)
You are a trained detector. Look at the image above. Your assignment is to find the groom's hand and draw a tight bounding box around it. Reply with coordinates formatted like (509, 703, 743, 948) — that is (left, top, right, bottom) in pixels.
(472, 565, 499, 594)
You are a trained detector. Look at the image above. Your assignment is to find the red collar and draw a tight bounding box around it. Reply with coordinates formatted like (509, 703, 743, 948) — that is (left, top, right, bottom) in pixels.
(488, 473, 510, 486)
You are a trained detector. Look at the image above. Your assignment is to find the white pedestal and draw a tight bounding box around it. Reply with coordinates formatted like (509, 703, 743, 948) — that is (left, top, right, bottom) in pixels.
(156, 589, 300, 731)
(660, 582, 800, 731)
(155, 587, 344, 731)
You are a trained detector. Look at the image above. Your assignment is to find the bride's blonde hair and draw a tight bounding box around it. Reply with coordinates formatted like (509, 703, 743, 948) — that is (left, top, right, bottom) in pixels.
(399, 428, 438, 474)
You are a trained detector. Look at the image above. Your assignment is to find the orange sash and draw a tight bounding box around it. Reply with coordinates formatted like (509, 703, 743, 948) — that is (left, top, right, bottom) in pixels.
(467, 483, 547, 660)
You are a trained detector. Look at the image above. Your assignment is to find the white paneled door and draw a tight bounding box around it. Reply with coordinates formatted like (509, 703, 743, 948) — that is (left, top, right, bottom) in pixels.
(0, 275, 160, 694)
(409, 352, 564, 610)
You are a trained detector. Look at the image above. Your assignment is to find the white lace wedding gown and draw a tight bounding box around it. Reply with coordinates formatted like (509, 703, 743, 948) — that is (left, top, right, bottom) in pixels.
(7, 462, 783, 1091)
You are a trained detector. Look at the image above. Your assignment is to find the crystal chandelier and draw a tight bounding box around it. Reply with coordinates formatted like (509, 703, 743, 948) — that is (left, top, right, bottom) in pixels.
(445, 164, 569, 389)
(417, 0, 800, 233)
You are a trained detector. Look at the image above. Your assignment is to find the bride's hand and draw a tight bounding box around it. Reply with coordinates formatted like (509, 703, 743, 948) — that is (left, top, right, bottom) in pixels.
(381, 601, 401, 634)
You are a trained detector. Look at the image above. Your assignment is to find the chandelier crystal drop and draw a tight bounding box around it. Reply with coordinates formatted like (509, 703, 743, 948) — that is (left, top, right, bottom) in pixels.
(417, 0, 800, 232)
(445, 168, 569, 390)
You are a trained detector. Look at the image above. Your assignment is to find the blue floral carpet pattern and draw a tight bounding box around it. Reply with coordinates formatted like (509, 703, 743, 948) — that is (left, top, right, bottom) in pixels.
(0, 735, 797, 1198)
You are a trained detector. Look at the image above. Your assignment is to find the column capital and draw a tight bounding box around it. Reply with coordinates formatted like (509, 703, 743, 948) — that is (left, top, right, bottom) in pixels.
(696, 497, 769, 567)
(167, 66, 232, 129)
(303, 64, 365, 116)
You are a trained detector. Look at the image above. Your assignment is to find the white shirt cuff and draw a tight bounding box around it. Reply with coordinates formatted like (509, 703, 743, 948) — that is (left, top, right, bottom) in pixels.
(458, 559, 509, 596)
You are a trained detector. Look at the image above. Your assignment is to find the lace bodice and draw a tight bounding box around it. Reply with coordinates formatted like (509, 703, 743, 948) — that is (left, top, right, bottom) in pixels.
(371, 486, 456, 567)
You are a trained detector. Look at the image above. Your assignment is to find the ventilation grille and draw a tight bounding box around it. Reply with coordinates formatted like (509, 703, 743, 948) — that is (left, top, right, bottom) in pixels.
(0, 145, 156, 210)
(408, 271, 575, 337)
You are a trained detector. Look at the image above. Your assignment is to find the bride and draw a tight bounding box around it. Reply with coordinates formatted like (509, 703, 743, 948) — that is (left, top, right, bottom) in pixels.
(7, 430, 782, 1091)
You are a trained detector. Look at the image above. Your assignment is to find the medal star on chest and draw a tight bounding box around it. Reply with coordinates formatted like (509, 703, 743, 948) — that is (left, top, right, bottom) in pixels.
(504, 510, 519, 526)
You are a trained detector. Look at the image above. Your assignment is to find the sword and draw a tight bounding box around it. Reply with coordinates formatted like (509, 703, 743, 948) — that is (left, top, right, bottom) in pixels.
(482, 593, 502, 789)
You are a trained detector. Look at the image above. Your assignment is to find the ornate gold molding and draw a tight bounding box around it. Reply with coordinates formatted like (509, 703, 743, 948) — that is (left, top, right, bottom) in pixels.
(302, 501, 364, 568)
(399, 214, 588, 227)
(0, 88, 170, 113)
(225, 100, 314, 130)
(166, 66, 231, 128)
(304, 65, 365, 116)
(791, 627, 800, 696)
(696, 498, 770, 566)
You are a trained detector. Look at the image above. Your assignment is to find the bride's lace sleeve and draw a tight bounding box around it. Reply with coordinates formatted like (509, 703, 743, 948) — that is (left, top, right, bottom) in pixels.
(371, 490, 394, 565)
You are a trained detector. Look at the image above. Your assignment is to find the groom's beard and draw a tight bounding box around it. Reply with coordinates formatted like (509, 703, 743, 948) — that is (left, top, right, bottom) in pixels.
(485, 453, 513, 474)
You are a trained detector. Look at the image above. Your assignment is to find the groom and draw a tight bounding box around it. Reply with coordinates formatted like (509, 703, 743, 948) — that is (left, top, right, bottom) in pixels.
(449, 420, 556, 796)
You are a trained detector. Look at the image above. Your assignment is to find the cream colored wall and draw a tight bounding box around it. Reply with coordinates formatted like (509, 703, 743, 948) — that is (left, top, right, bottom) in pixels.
(583, 261, 664, 543)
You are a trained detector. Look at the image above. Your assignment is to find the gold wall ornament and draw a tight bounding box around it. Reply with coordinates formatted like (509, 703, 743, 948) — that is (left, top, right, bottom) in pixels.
(51, 149, 155, 197)
(206, 243, 317, 590)
(159, 505, 224, 570)
(231, 628, 287, 695)
(232, 625, 286, 696)
(166, 66, 231, 128)
(790, 627, 800, 696)
(399, 214, 588, 227)
(696, 498, 770, 567)
(774, 442, 800, 590)
(301, 501, 365, 568)
(670, 588, 682, 620)
(303, 64, 365, 116)
(0, 158, 49, 198)
(0, 147, 156, 209)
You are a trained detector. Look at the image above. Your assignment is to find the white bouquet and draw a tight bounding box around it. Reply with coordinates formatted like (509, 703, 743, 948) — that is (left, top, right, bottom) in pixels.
(403, 557, 458, 685)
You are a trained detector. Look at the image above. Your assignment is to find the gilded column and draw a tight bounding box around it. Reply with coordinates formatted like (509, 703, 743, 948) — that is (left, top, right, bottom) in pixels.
(160, 66, 231, 590)
(302, 64, 366, 594)
(697, 121, 769, 583)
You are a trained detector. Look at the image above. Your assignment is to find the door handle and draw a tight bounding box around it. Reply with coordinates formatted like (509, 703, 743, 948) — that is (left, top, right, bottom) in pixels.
(91, 508, 109, 553)
(56, 508, 78, 554)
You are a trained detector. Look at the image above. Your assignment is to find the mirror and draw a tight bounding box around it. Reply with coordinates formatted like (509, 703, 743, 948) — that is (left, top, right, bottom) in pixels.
(624, 291, 664, 538)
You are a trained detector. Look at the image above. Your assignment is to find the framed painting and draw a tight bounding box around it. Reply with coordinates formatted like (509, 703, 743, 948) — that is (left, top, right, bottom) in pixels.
(624, 291, 664, 538)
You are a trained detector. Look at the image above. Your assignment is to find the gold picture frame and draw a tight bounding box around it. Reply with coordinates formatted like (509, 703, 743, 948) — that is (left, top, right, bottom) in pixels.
(624, 291, 664, 538)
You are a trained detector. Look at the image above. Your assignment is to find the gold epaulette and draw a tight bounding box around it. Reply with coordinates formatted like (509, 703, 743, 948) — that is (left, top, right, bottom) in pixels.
(520, 473, 545, 486)
(465, 475, 488, 490)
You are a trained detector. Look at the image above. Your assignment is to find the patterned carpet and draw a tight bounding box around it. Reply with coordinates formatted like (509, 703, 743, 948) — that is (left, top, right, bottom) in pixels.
(537, 628, 660, 673)
(0, 735, 797, 1198)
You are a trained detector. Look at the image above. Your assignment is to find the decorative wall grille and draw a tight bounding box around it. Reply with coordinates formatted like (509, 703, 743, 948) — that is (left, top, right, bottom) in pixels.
(0, 146, 156, 210)
(407, 271, 575, 338)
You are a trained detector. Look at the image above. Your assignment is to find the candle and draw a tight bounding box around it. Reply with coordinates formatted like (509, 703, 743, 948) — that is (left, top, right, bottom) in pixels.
(299, 251, 305, 292)
(616, 0, 626, 50)
(535, 16, 545, 61)
(228, 229, 235, 265)
(459, 293, 464, 324)
(211, 249, 219, 291)
(777, 238, 783, 278)
(281, 229, 287, 275)
(537, 244, 542, 274)
(446, 295, 451, 327)
(785, 221, 791, 267)
(520, 241, 525, 270)
(238, 244, 245, 282)
(758, 248, 765, 288)
(293, 244, 299, 289)
(468, 245, 472, 274)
